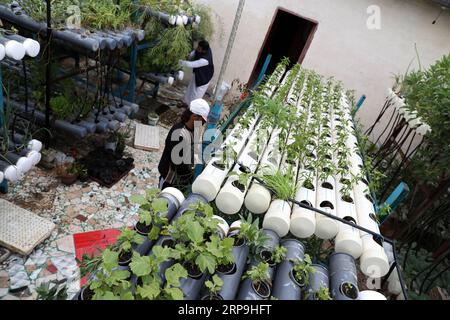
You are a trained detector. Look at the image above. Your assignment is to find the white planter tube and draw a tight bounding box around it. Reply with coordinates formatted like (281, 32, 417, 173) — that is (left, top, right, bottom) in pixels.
(0, 38, 25, 60)
(215, 128, 267, 215)
(290, 170, 317, 239)
(353, 181, 390, 278)
(244, 128, 282, 214)
(0, 171, 3, 183)
(192, 114, 259, 201)
(334, 184, 363, 259)
(213, 215, 230, 239)
(0, 160, 23, 182)
(358, 290, 387, 300)
(0, 43, 5, 61)
(383, 242, 402, 295)
(263, 199, 292, 237)
(11, 133, 42, 152)
(5, 34, 40, 57)
(4, 152, 33, 173)
(314, 176, 339, 240)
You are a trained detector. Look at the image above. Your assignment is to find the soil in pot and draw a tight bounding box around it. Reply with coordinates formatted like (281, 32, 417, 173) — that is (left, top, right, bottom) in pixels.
(201, 294, 223, 300)
(80, 286, 94, 300)
(252, 281, 271, 299)
(135, 222, 151, 236)
(217, 263, 237, 275)
(291, 269, 308, 288)
(60, 174, 78, 186)
(260, 250, 276, 266)
(184, 262, 202, 279)
(231, 236, 245, 247)
(119, 251, 132, 266)
(340, 282, 358, 300)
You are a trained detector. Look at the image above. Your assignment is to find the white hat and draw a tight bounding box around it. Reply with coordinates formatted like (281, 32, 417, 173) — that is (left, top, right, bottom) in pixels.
(189, 99, 210, 122)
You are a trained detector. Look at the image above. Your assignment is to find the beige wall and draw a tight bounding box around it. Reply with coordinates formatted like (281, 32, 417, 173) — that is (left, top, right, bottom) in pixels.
(193, 0, 450, 137)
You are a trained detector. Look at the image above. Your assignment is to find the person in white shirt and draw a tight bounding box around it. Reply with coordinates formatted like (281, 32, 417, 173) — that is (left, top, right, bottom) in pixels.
(179, 40, 215, 108)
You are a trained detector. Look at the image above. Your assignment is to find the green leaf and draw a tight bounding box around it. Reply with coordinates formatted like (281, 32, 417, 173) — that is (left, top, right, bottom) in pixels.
(130, 194, 147, 205)
(164, 287, 184, 300)
(130, 254, 152, 277)
(139, 210, 152, 226)
(165, 263, 188, 288)
(102, 249, 119, 271)
(152, 198, 169, 213)
(149, 226, 161, 241)
(95, 291, 120, 300)
(146, 188, 160, 199)
(186, 220, 204, 243)
(196, 252, 216, 274)
(137, 282, 161, 300)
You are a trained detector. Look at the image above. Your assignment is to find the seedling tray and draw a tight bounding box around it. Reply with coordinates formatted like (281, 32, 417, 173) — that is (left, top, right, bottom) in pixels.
(81, 148, 135, 188)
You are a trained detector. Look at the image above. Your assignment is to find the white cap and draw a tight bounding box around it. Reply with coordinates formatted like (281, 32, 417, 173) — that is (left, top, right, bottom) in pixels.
(189, 99, 210, 122)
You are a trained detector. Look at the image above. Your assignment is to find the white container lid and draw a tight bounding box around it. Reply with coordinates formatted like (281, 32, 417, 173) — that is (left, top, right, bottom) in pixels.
(23, 38, 40, 57)
(0, 44, 5, 61)
(27, 151, 42, 166)
(4, 165, 22, 182)
(358, 290, 387, 300)
(16, 157, 33, 173)
(5, 40, 26, 61)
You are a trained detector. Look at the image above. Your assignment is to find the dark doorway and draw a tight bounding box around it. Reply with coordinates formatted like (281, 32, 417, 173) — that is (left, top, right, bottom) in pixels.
(248, 8, 318, 86)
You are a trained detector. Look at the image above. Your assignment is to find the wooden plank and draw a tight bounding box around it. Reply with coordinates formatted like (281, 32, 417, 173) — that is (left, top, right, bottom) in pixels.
(134, 123, 160, 151)
(0, 199, 55, 256)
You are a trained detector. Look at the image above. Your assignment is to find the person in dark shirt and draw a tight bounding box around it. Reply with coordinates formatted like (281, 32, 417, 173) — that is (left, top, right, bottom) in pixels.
(158, 99, 210, 191)
(179, 40, 214, 108)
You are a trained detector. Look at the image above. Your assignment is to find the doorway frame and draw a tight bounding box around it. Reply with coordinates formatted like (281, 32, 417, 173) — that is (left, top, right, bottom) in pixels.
(248, 7, 319, 84)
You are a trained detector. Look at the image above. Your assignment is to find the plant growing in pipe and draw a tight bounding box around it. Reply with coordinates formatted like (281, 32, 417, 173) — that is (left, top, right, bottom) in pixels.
(202, 274, 224, 300)
(241, 262, 272, 299)
(130, 188, 170, 241)
(111, 228, 145, 267)
(81, 248, 133, 300)
(291, 254, 315, 288)
(130, 248, 187, 300)
(313, 286, 332, 300)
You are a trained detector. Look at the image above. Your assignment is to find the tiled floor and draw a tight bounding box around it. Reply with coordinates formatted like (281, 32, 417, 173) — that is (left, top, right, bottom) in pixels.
(0, 122, 169, 300)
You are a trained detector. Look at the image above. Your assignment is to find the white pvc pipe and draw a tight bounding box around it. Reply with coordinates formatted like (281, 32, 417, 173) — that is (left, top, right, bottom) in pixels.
(314, 176, 339, 240)
(358, 290, 387, 300)
(290, 170, 317, 238)
(6, 34, 40, 57)
(0, 44, 5, 61)
(0, 160, 23, 182)
(262, 199, 292, 237)
(0, 38, 26, 60)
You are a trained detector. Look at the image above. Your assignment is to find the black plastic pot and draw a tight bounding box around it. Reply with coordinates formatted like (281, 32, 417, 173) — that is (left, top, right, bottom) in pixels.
(272, 239, 305, 300)
(329, 253, 359, 300)
(172, 193, 208, 222)
(179, 261, 208, 300)
(133, 193, 181, 256)
(305, 264, 330, 300)
(257, 229, 280, 265)
(214, 241, 250, 300)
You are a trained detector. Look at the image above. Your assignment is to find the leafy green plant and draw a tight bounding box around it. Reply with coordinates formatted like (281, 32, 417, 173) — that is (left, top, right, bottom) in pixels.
(291, 254, 315, 287)
(204, 274, 224, 299)
(235, 214, 270, 252)
(166, 203, 234, 274)
(271, 245, 287, 264)
(257, 167, 297, 201)
(87, 248, 133, 300)
(36, 282, 68, 300)
(130, 188, 170, 240)
(243, 262, 270, 284)
(130, 247, 187, 300)
(113, 227, 145, 255)
(315, 286, 332, 300)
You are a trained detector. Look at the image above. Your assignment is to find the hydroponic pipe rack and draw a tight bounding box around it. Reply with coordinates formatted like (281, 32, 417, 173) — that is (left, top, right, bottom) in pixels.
(0, 31, 43, 193)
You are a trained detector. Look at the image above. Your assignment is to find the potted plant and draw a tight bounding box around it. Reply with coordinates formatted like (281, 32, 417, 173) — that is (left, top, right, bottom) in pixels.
(238, 262, 272, 300)
(130, 248, 187, 300)
(271, 239, 306, 300)
(59, 162, 80, 186)
(81, 249, 133, 300)
(148, 111, 159, 126)
(201, 275, 224, 300)
(291, 254, 315, 288)
(105, 132, 118, 152)
(116, 128, 131, 156)
(329, 252, 359, 300)
(113, 228, 145, 267)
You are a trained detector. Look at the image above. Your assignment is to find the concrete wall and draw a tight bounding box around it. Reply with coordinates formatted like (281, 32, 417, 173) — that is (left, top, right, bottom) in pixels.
(193, 0, 450, 137)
